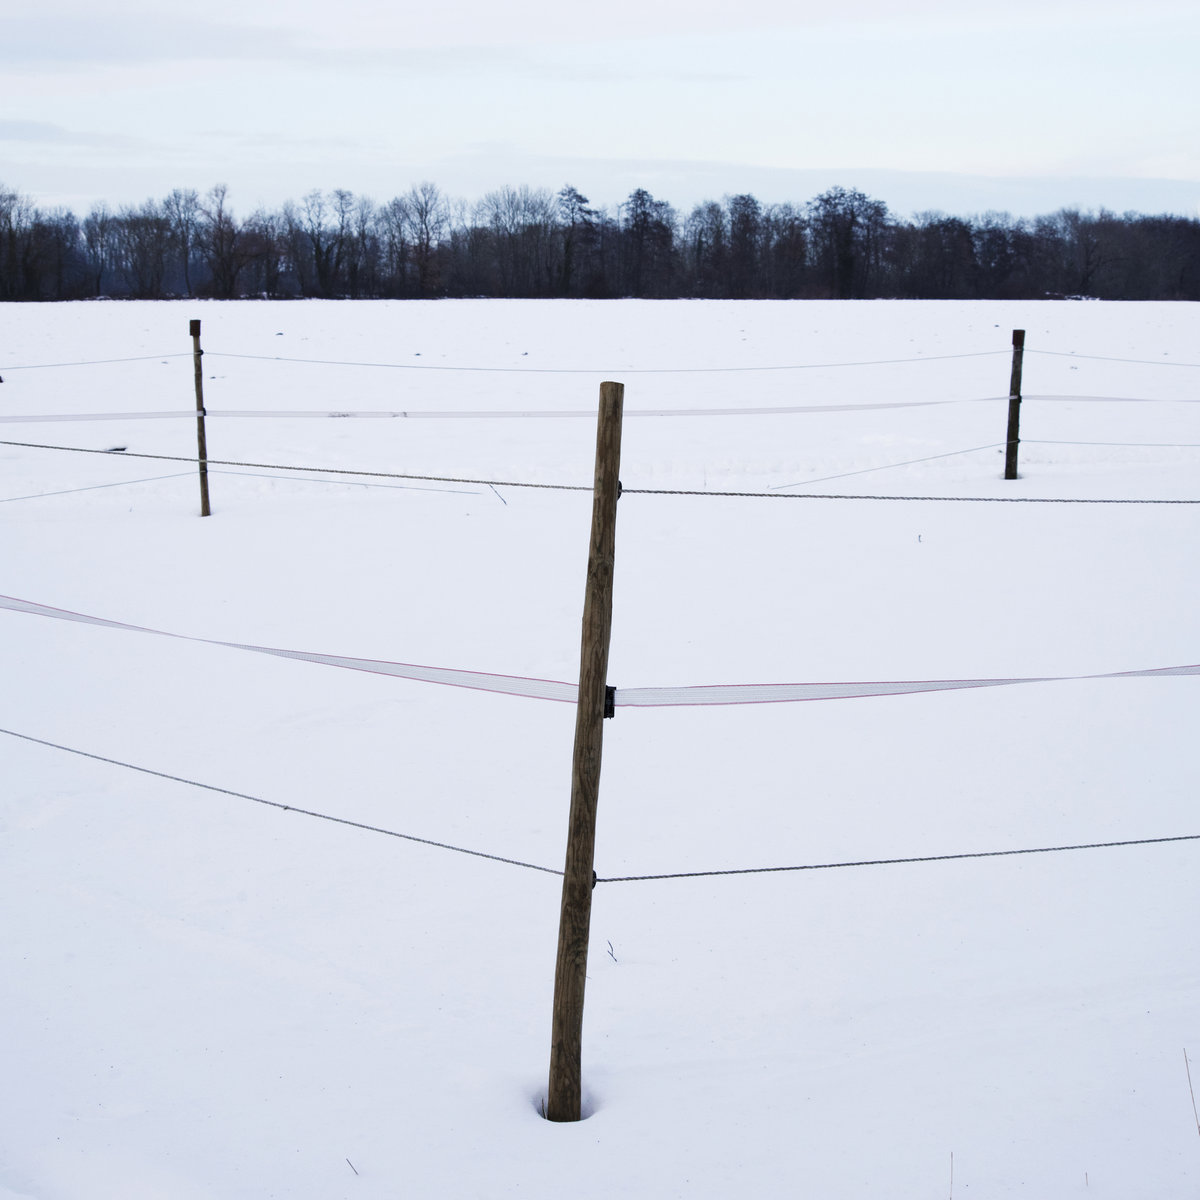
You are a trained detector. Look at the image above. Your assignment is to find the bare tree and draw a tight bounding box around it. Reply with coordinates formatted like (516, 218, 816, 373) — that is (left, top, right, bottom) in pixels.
(0, 184, 43, 299)
(114, 200, 172, 297)
(376, 195, 412, 295)
(346, 193, 378, 298)
(726, 193, 763, 298)
(622, 188, 676, 296)
(682, 201, 726, 296)
(761, 202, 807, 297)
(241, 208, 285, 296)
(479, 185, 556, 296)
(556, 185, 596, 296)
(163, 188, 200, 297)
(807, 187, 890, 298)
(197, 185, 254, 298)
(404, 182, 448, 297)
(82, 203, 117, 296)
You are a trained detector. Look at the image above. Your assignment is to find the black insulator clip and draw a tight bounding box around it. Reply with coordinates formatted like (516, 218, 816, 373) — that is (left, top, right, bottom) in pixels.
(604, 685, 615, 718)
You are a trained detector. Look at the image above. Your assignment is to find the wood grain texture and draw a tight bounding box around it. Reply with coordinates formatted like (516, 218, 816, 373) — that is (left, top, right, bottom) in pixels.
(191, 319, 211, 517)
(1005, 328, 1025, 481)
(547, 380, 624, 1122)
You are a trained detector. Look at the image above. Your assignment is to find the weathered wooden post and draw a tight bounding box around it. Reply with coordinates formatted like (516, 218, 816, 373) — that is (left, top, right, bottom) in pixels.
(190, 319, 211, 516)
(1004, 329, 1025, 481)
(547, 380, 624, 1123)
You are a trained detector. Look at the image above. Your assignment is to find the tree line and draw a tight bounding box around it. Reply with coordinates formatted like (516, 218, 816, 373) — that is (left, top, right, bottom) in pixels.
(2, 180, 1198, 302)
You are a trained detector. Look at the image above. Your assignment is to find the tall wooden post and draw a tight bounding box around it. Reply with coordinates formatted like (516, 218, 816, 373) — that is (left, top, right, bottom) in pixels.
(547, 380, 624, 1123)
(1004, 329, 1025, 481)
(190, 319, 211, 517)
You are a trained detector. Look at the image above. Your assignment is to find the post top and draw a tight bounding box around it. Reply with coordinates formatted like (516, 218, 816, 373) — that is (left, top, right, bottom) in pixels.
(189, 319, 201, 336)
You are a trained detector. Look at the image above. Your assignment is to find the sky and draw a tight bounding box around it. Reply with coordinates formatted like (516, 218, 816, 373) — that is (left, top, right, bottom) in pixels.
(3, 0, 1199, 221)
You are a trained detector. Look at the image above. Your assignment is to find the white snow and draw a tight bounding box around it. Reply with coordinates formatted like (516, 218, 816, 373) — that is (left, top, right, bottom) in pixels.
(2, 299, 1198, 1198)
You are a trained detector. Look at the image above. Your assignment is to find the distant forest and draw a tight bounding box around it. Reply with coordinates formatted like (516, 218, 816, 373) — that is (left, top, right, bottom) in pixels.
(2, 180, 1199, 302)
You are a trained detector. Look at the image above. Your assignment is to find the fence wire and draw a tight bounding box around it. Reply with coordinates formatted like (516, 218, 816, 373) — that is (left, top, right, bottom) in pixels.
(4, 439, 1198, 504)
(1028, 349, 1200, 368)
(5, 724, 1194, 886)
(0, 354, 190, 370)
(771, 443, 1004, 489)
(0, 396, 999, 423)
(203, 349, 1010, 374)
(4, 344, 1195, 375)
(596, 832, 1200, 883)
(0, 726, 563, 877)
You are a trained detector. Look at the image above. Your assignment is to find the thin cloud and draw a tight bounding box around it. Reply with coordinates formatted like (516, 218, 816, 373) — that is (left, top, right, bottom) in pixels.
(0, 120, 145, 149)
(2, 15, 296, 68)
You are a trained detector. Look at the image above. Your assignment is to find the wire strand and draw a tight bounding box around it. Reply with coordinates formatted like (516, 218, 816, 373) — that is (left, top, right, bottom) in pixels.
(0, 440, 591, 492)
(1029, 350, 1200, 368)
(1026, 439, 1200, 449)
(0, 354, 190, 370)
(597, 832, 1200, 882)
(0, 726, 563, 877)
(204, 349, 1010, 374)
(210, 468, 485, 496)
(9, 723, 1190, 886)
(0, 396, 1004, 424)
(772, 444, 1003, 490)
(624, 485, 1200, 504)
(5, 440, 1199, 504)
(0, 472, 195, 504)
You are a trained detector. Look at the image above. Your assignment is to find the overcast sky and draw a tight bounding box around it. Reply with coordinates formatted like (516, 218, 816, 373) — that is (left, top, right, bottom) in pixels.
(3, 0, 1198, 220)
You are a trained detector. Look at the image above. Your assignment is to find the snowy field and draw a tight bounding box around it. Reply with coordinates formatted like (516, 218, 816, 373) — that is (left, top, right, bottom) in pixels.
(2, 299, 1198, 1199)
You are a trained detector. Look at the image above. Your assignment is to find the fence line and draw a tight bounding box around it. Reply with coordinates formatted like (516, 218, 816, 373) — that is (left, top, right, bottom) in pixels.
(771, 443, 1005, 490)
(1027, 439, 1200, 449)
(203, 349, 1010, 374)
(211, 468, 486, 496)
(1024, 394, 1200, 404)
(4, 591, 1198, 710)
(4, 393, 1194, 427)
(0, 396, 1000, 423)
(0, 472, 196, 505)
(5, 346, 1193, 376)
(5, 722, 1194, 884)
(0, 593, 580, 704)
(0, 411, 191, 423)
(0, 726, 562, 877)
(0, 348, 1010, 374)
(0, 469, 483, 505)
(5, 438, 1198, 504)
(595, 832, 1200, 883)
(613, 663, 1200, 707)
(1027, 350, 1200, 368)
(622, 485, 1200, 505)
(0, 439, 593, 493)
(0, 354, 189, 371)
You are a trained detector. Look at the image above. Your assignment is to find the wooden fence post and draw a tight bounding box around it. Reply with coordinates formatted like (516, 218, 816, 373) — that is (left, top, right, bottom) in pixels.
(1004, 329, 1025, 481)
(190, 319, 211, 517)
(546, 380, 624, 1124)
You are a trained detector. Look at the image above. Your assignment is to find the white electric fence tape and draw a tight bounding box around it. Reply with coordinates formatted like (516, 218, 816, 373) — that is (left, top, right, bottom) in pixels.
(612, 666, 1200, 707)
(2, 593, 1197, 709)
(7, 395, 1197, 425)
(0, 397, 990, 423)
(0, 412, 192, 422)
(0, 594, 577, 704)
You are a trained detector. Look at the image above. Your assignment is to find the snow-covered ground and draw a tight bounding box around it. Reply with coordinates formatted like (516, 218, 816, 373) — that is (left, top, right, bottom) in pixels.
(2, 299, 1198, 1199)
